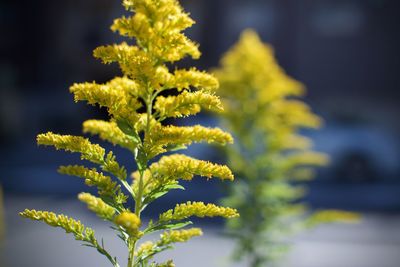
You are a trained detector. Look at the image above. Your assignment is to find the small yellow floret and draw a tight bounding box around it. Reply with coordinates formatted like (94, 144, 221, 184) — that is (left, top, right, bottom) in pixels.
(149, 154, 234, 181)
(151, 124, 233, 147)
(159, 201, 239, 222)
(136, 241, 155, 256)
(173, 68, 219, 92)
(20, 209, 97, 244)
(154, 91, 223, 119)
(83, 120, 138, 151)
(158, 228, 203, 245)
(78, 193, 115, 221)
(37, 132, 105, 164)
(58, 165, 118, 197)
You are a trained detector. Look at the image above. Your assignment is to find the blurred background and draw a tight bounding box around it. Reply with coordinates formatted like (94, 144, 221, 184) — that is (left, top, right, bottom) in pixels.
(0, 0, 399, 266)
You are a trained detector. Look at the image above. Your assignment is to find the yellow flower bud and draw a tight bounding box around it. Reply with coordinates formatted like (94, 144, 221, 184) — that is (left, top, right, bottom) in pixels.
(115, 212, 141, 236)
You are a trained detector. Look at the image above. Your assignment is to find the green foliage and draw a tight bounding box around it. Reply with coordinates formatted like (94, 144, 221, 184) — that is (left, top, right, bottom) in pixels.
(20, 1, 238, 267)
(214, 29, 359, 267)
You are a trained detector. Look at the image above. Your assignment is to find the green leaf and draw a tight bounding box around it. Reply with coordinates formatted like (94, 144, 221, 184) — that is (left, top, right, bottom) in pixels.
(142, 184, 185, 209)
(116, 119, 140, 142)
(144, 221, 192, 234)
(165, 144, 187, 152)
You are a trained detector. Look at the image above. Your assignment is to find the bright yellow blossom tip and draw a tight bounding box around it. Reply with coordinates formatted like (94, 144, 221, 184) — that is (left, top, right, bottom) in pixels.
(136, 241, 155, 256)
(173, 68, 219, 92)
(37, 132, 105, 164)
(83, 120, 138, 151)
(151, 125, 233, 147)
(154, 91, 223, 119)
(115, 212, 141, 236)
(78, 193, 115, 221)
(58, 165, 117, 195)
(149, 154, 234, 181)
(19, 209, 97, 244)
(70, 78, 141, 123)
(159, 228, 203, 244)
(159, 202, 239, 222)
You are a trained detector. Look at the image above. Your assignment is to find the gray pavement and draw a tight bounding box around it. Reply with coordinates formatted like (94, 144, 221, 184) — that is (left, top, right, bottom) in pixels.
(1, 196, 400, 267)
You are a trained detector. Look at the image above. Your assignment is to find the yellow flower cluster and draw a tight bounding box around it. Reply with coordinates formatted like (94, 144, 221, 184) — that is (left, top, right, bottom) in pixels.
(20, 209, 97, 244)
(70, 78, 141, 125)
(111, 0, 199, 63)
(59, 165, 117, 195)
(37, 132, 105, 164)
(159, 228, 203, 245)
(83, 120, 138, 152)
(214, 30, 322, 152)
(154, 91, 223, 119)
(136, 241, 155, 256)
(136, 228, 202, 259)
(159, 202, 239, 222)
(150, 125, 233, 147)
(215, 29, 329, 180)
(114, 211, 141, 237)
(149, 154, 234, 181)
(78, 193, 116, 221)
(173, 68, 219, 92)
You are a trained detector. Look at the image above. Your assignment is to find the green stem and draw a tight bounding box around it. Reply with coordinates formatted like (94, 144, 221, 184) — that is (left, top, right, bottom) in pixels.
(128, 91, 154, 267)
(127, 238, 136, 267)
(95, 242, 120, 267)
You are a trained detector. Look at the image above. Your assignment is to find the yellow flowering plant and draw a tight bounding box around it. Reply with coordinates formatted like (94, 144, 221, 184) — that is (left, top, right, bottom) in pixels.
(214, 30, 359, 267)
(20, 1, 238, 266)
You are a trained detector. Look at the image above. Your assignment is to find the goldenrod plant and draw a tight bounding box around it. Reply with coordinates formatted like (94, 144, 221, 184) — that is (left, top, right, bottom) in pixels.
(214, 30, 359, 267)
(20, 1, 238, 266)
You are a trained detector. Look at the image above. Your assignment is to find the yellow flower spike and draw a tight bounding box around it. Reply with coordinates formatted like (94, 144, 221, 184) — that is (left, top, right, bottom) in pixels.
(110, 0, 200, 63)
(158, 228, 203, 245)
(102, 151, 128, 181)
(114, 212, 141, 237)
(151, 124, 233, 147)
(20, 209, 98, 244)
(83, 120, 138, 152)
(136, 241, 155, 257)
(154, 91, 224, 119)
(70, 78, 142, 123)
(58, 165, 118, 197)
(159, 202, 239, 222)
(37, 132, 105, 164)
(149, 154, 234, 181)
(78, 193, 116, 221)
(173, 68, 219, 92)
